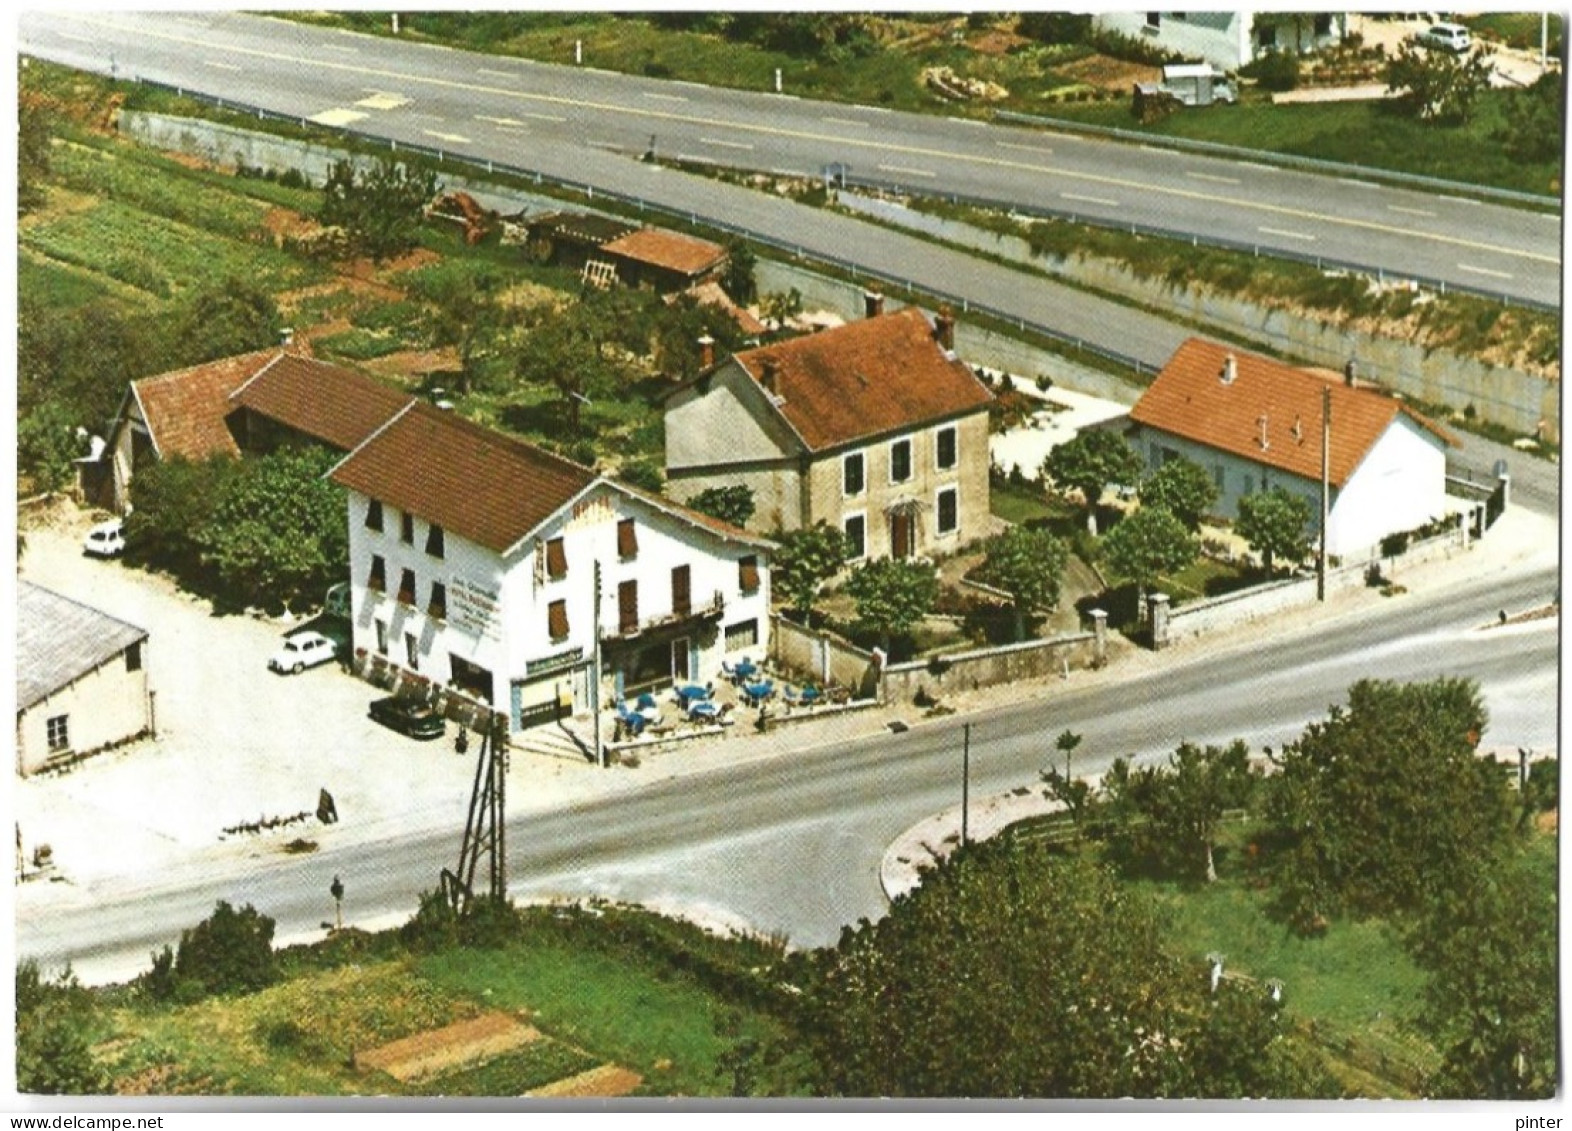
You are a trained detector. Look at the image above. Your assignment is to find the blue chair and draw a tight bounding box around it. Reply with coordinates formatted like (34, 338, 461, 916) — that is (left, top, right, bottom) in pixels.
(799, 684, 823, 707)
(742, 679, 775, 707)
(687, 700, 721, 722)
(615, 705, 646, 738)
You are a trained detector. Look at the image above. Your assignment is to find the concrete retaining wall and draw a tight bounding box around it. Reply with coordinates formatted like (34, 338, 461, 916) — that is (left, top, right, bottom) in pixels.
(881, 630, 1101, 703)
(769, 614, 881, 697)
(838, 193, 1558, 440)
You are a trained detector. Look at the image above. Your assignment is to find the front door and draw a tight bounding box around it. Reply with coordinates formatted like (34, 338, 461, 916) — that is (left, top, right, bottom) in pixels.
(671, 637, 691, 683)
(890, 512, 914, 559)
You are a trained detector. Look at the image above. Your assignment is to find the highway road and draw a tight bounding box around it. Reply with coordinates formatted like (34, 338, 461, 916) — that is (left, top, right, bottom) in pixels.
(18, 557, 1557, 985)
(18, 10, 1561, 306)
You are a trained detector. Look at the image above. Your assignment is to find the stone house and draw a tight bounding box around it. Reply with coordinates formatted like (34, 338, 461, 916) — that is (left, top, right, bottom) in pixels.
(663, 300, 994, 562)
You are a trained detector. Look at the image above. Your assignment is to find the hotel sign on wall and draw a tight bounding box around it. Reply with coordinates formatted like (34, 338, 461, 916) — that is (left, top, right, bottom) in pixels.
(450, 577, 502, 641)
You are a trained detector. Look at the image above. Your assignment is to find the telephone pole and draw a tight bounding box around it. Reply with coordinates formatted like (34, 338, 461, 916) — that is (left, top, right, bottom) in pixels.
(961, 723, 971, 846)
(1318, 385, 1331, 602)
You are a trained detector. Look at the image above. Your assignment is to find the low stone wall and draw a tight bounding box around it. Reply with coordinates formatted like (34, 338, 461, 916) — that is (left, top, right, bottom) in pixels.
(1154, 524, 1470, 647)
(881, 627, 1102, 704)
(769, 614, 882, 697)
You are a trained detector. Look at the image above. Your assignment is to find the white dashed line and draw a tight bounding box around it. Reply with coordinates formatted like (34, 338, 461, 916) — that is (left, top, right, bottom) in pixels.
(997, 142, 1053, 156)
(1339, 178, 1380, 189)
(879, 164, 937, 178)
(475, 115, 528, 128)
(948, 116, 986, 126)
(700, 137, 755, 151)
(422, 129, 471, 144)
(518, 111, 568, 124)
(1236, 161, 1279, 172)
(823, 116, 869, 128)
(1186, 172, 1241, 185)
(1062, 192, 1120, 207)
(322, 45, 359, 54)
(1458, 263, 1514, 279)
(640, 92, 689, 103)
(477, 68, 518, 80)
(202, 60, 242, 72)
(1439, 195, 1484, 206)
(1388, 205, 1437, 217)
(1258, 226, 1317, 242)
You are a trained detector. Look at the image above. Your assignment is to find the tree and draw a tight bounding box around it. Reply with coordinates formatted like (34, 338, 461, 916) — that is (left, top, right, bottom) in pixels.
(759, 288, 803, 332)
(16, 962, 108, 1095)
(194, 446, 349, 612)
(1263, 678, 1512, 930)
(511, 292, 642, 434)
(972, 526, 1070, 641)
(123, 455, 240, 587)
(772, 522, 848, 620)
(844, 558, 938, 653)
(1406, 844, 1558, 1099)
(688, 485, 757, 529)
(1236, 487, 1312, 575)
(150, 900, 278, 1000)
(804, 840, 1335, 1097)
(1140, 456, 1218, 531)
(168, 278, 283, 366)
(1384, 42, 1494, 124)
(1041, 430, 1143, 534)
(18, 90, 53, 216)
(1103, 740, 1256, 883)
(423, 266, 503, 394)
(1496, 70, 1565, 164)
(318, 156, 440, 262)
(17, 399, 84, 494)
(721, 238, 758, 305)
(1100, 505, 1196, 613)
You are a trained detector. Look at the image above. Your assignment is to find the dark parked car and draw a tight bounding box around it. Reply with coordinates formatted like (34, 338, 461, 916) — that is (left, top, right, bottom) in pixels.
(368, 696, 446, 740)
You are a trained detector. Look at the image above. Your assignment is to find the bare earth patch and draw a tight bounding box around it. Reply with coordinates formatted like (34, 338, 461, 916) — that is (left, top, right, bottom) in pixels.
(1055, 53, 1160, 91)
(527, 1064, 644, 1098)
(968, 28, 1032, 56)
(356, 1011, 541, 1083)
(361, 347, 460, 384)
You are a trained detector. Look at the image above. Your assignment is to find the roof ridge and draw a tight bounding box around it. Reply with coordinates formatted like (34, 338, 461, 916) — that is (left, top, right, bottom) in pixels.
(133, 347, 281, 390)
(227, 350, 288, 404)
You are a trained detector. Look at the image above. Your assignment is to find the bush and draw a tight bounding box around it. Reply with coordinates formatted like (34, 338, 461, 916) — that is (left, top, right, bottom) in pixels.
(150, 900, 278, 1001)
(1242, 50, 1300, 92)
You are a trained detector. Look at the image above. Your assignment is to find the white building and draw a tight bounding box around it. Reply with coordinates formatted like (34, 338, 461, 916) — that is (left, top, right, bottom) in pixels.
(330, 402, 773, 731)
(1094, 11, 1346, 71)
(1126, 339, 1458, 559)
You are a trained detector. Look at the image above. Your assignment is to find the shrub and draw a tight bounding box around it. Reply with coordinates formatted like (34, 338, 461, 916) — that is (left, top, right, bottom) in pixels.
(157, 901, 278, 1000)
(1242, 50, 1300, 92)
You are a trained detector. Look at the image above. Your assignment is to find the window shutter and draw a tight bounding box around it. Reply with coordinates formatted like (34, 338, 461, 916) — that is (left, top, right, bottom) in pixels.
(618, 580, 639, 634)
(618, 518, 638, 558)
(548, 600, 569, 640)
(739, 555, 760, 593)
(546, 537, 568, 580)
(672, 565, 692, 617)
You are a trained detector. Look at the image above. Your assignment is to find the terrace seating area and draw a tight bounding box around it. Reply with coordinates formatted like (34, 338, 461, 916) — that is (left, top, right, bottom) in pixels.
(607, 656, 855, 745)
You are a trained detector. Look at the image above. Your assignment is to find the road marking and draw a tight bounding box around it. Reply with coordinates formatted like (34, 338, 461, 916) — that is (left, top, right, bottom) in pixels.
(641, 91, 688, 103)
(476, 115, 528, 128)
(948, 116, 986, 126)
(1236, 161, 1279, 172)
(309, 108, 367, 127)
(1388, 205, 1436, 217)
(1439, 195, 1484, 206)
(72, 14, 1557, 270)
(322, 44, 359, 54)
(997, 141, 1052, 156)
(422, 129, 471, 144)
(1186, 172, 1240, 185)
(823, 116, 869, 127)
(517, 111, 567, 124)
(588, 141, 624, 153)
(1062, 192, 1120, 207)
(879, 163, 936, 178)
(1458, 263, 1515, 279)
(673, 80, 710, 90)
(700, 137, 755, 151)
(202, 60, 242, 72)
(1258, 226, 1317, 242)
(1339, 177, 1380, 189)
(477, 68, 518, 80)
(356, 92, 411, 110)
(1140, 145, 1180, 156)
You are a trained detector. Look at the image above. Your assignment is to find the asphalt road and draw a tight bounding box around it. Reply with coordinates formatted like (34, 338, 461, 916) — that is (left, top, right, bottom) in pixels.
(18, 11, 1560, 305)
(19, 556, 1556, 984)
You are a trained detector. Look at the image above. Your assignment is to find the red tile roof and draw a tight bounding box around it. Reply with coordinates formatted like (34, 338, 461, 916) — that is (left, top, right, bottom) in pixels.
(330, 403, 600, 555)
(602, 228, 727, 277)
(680, 280, 768, 336)
(230, 353, 414, 451)
(1130, 338, 1457, 488)
(612, 480, 774, 550)
(132, 349, 278, 460)
(730, 308, 993, 452)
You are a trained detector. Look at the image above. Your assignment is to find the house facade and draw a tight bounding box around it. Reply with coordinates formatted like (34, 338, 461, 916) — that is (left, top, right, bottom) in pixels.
(664, 302, 994, 562)
(84, 349, 414, 513)
(1093, 11, 1346, 70)
(330, 403, 773, 730)
(1126, 339, 1457, 559)
(17, 582, 152, 775)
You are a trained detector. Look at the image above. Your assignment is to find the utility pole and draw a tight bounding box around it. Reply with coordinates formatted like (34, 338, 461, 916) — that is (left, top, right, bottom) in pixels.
(592, 560, 605, 768)
(961, 723, 971, 847)
(1318, 385, 1331, 602)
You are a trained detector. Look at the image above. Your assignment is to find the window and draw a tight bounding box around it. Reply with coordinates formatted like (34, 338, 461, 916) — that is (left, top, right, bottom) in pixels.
(426, 524, 445, 559)
(368, 555, 387, 593)
(672, 565, 692, 617)
(548, 600, 569, 641)
(428, 581, 447, 620)
(618, 518, 638, 559)
(843, 452, 865, 496)
(375, 619, 388, 655)
(738, 555, 760, 594)
(546, 537, 567, 580)
(400, 511, 415, 545)
(365, 499, 384, 532)
(618, 580, 639, 635)
(1313, 13, 1332, 36)
(936, 426, 957, 471)
(1214, 465, 1226, 492)
(405, 632, 419, 671)
(125, 641, 143, 672)
(46, 715, 69, 754)
(890, 439, 912, 484)
(725, 619, 759, 652)
(397, 568, 417, 606)
(1146, 12, 1161, 29)
(844, 514, 866, 560)
(937, 487, 958, 535)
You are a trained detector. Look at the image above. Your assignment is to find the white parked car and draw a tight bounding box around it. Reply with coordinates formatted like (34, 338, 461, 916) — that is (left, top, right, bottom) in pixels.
(268, 631, 339, 674)
(83, 518, 125, 558)
(1416, 23, 1471, 53)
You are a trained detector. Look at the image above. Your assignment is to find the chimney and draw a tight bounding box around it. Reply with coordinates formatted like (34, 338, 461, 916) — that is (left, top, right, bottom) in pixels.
(934, 307, 956, 352)
(1344, 358, 1357, 387)
(863, 290, 885, 319)
(1220, 353, 1237, 385)
(697, 334, 715, 371)
(280, 327, 295, 348)
(760, 358, 780, 398)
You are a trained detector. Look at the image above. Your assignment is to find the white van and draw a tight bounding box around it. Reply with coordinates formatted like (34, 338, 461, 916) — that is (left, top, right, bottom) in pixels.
(1417, 23, 1471, 53)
